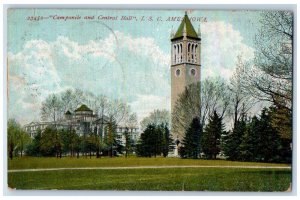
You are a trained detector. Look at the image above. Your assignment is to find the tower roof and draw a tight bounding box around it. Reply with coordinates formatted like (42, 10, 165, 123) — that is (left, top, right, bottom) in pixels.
(75, 104, 92, 112)
(172, 12, 200, 41)
(65, 110, 72, 115)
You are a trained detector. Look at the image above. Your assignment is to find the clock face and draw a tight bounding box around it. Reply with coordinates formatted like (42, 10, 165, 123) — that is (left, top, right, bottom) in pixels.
(175, 69, 181, 76)
(190, 68, 196, 76)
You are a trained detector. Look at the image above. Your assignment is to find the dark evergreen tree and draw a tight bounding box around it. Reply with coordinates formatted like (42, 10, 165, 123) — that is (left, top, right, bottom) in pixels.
(37, 127, 63, 157)
(256, 108, 282, 162)
(239, 108, 286, 163)
(222, 119, 246, 161)
(239, 116, 260, 162)
(69, 129, 80, 157)
(201, 111, 224, 159)
(61, 129, 71, 156)
(80, 134, 88, 157)
(104, 119, 124, 157)
(269, 105, 292, 163)
(124, 127, 131, 158)
(136, 124, 156, 157)
(179, 117, 201, 159)
(25, 128, 42, 156)
(136, 123, 172, 157)
(161, 124, 173, 157)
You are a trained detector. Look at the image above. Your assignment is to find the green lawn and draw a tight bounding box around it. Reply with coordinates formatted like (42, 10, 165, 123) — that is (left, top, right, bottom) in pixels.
(8, 168, 291, 191)
(8, 156, 290, 170)
(7, 157, 291, 191)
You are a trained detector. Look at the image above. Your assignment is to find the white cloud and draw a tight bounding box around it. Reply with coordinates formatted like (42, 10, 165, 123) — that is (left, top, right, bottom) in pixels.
(201, 21, 255, 79)
(8, 39, 66, 124)
(8, 32, 170, 125)
(130, 94, 170, 123)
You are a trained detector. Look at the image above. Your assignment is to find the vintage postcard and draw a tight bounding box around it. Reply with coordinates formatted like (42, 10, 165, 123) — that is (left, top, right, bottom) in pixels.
(6, 8, 293, 191)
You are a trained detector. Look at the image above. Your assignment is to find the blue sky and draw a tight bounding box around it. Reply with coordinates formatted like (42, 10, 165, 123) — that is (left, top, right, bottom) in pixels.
(7, 9, 262, 125)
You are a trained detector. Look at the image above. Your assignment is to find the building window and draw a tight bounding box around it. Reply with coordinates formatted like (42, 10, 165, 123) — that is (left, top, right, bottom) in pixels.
(175, 69, 181, 77)
(190, 68, 196, 76)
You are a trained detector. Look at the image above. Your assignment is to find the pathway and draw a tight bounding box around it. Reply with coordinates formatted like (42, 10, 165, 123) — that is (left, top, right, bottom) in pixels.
(8, 165, 291, 172)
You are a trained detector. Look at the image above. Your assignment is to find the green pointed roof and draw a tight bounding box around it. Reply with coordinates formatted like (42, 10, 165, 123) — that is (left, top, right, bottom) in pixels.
(172, 13, 200, 41)
(65, 110, 72, 115)
(75, 104, 92, 112)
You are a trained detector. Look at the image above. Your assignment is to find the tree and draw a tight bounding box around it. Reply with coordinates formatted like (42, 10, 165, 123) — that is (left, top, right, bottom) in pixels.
(140, 109, 170, 131)
(95, 95, 109, 158)
(40, 127, 63, 157)
(172, 83, 201, 141)
(269, 105, 292, 163)
(256, 108, 282, 162)
(123, 127, 131, 158)
(41, 94, 63, 124)
(269, 104, 292, 140)
(8, 119, 30, 159)
(80, 135, 89, 157)
(136, 123, 172, 157)
(85, 133, 98, 159)
(17, 129, 31, 157)
(179, 117, 201, 159)
(228, 55, 256, 126)
(239, 108, 289, 163)
(25, 128, 42, 157)
(201, 111, 225, 159)
(105, 119, 120, 157)
(239, 116, 260, 162)
(107, 99, 128, 126)
(172, 79, 230, 142)
(136, 124, 154, 157)
(40, 89, 138, 158)
(161, 124, 173, 157)
(123, 112, 138, 157)
(61, 128, 79, 157)
(200, 78, 230, 126)
(60, 89, 77, 113)
(242, 11, 292, 111)
(222, 118, 247, 161)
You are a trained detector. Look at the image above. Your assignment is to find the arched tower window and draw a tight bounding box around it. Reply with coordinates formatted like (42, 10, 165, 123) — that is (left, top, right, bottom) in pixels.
(187, 43, 191, 62)
(177, 44, 180, 63)
(180, 43, 183, 62)
(194, 44, 198, 63)
(191, 44, 194, 62)
(174, 45, 177, 64)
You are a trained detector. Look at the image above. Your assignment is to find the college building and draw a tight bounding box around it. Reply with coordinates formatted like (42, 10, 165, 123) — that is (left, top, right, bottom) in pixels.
(24, 104, 140, 146)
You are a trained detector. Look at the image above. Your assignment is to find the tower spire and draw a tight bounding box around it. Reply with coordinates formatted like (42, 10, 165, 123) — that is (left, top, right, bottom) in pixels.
(198, 24, 201, 38)
(171, 12, 200, 41)
(170, 25, 175, 38)
(183, 21, 187, 37)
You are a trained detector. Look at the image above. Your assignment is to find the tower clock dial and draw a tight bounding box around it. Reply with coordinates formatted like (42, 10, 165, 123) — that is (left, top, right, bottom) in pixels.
(190, 68, 196, 76)
(175, 69, 181, 76)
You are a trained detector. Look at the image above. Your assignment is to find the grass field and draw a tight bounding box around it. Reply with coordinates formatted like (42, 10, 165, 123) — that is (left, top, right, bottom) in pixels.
(7, 157, 292, 191)
(8, 156, 290, 169)
(8, 168, 291, 191)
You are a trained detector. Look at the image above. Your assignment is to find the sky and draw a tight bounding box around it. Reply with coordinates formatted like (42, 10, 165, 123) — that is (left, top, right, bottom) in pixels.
(7, 9, 262, 125)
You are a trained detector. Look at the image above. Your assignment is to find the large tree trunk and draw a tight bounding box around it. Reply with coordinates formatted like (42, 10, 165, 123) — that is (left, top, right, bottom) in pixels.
(96, 148, 100, 158)
(9, 144, 13, 160)
(89, 146, 92, 159)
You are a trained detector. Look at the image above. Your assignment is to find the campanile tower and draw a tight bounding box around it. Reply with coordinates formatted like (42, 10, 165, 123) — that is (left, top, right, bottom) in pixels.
(171, 12, 201, 116)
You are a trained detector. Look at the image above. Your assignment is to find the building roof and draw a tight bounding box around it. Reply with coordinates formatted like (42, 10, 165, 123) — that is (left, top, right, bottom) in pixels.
(75, 104, 92, 112)
(65, 110, 72, 115)
(172, 12, 200, 41)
